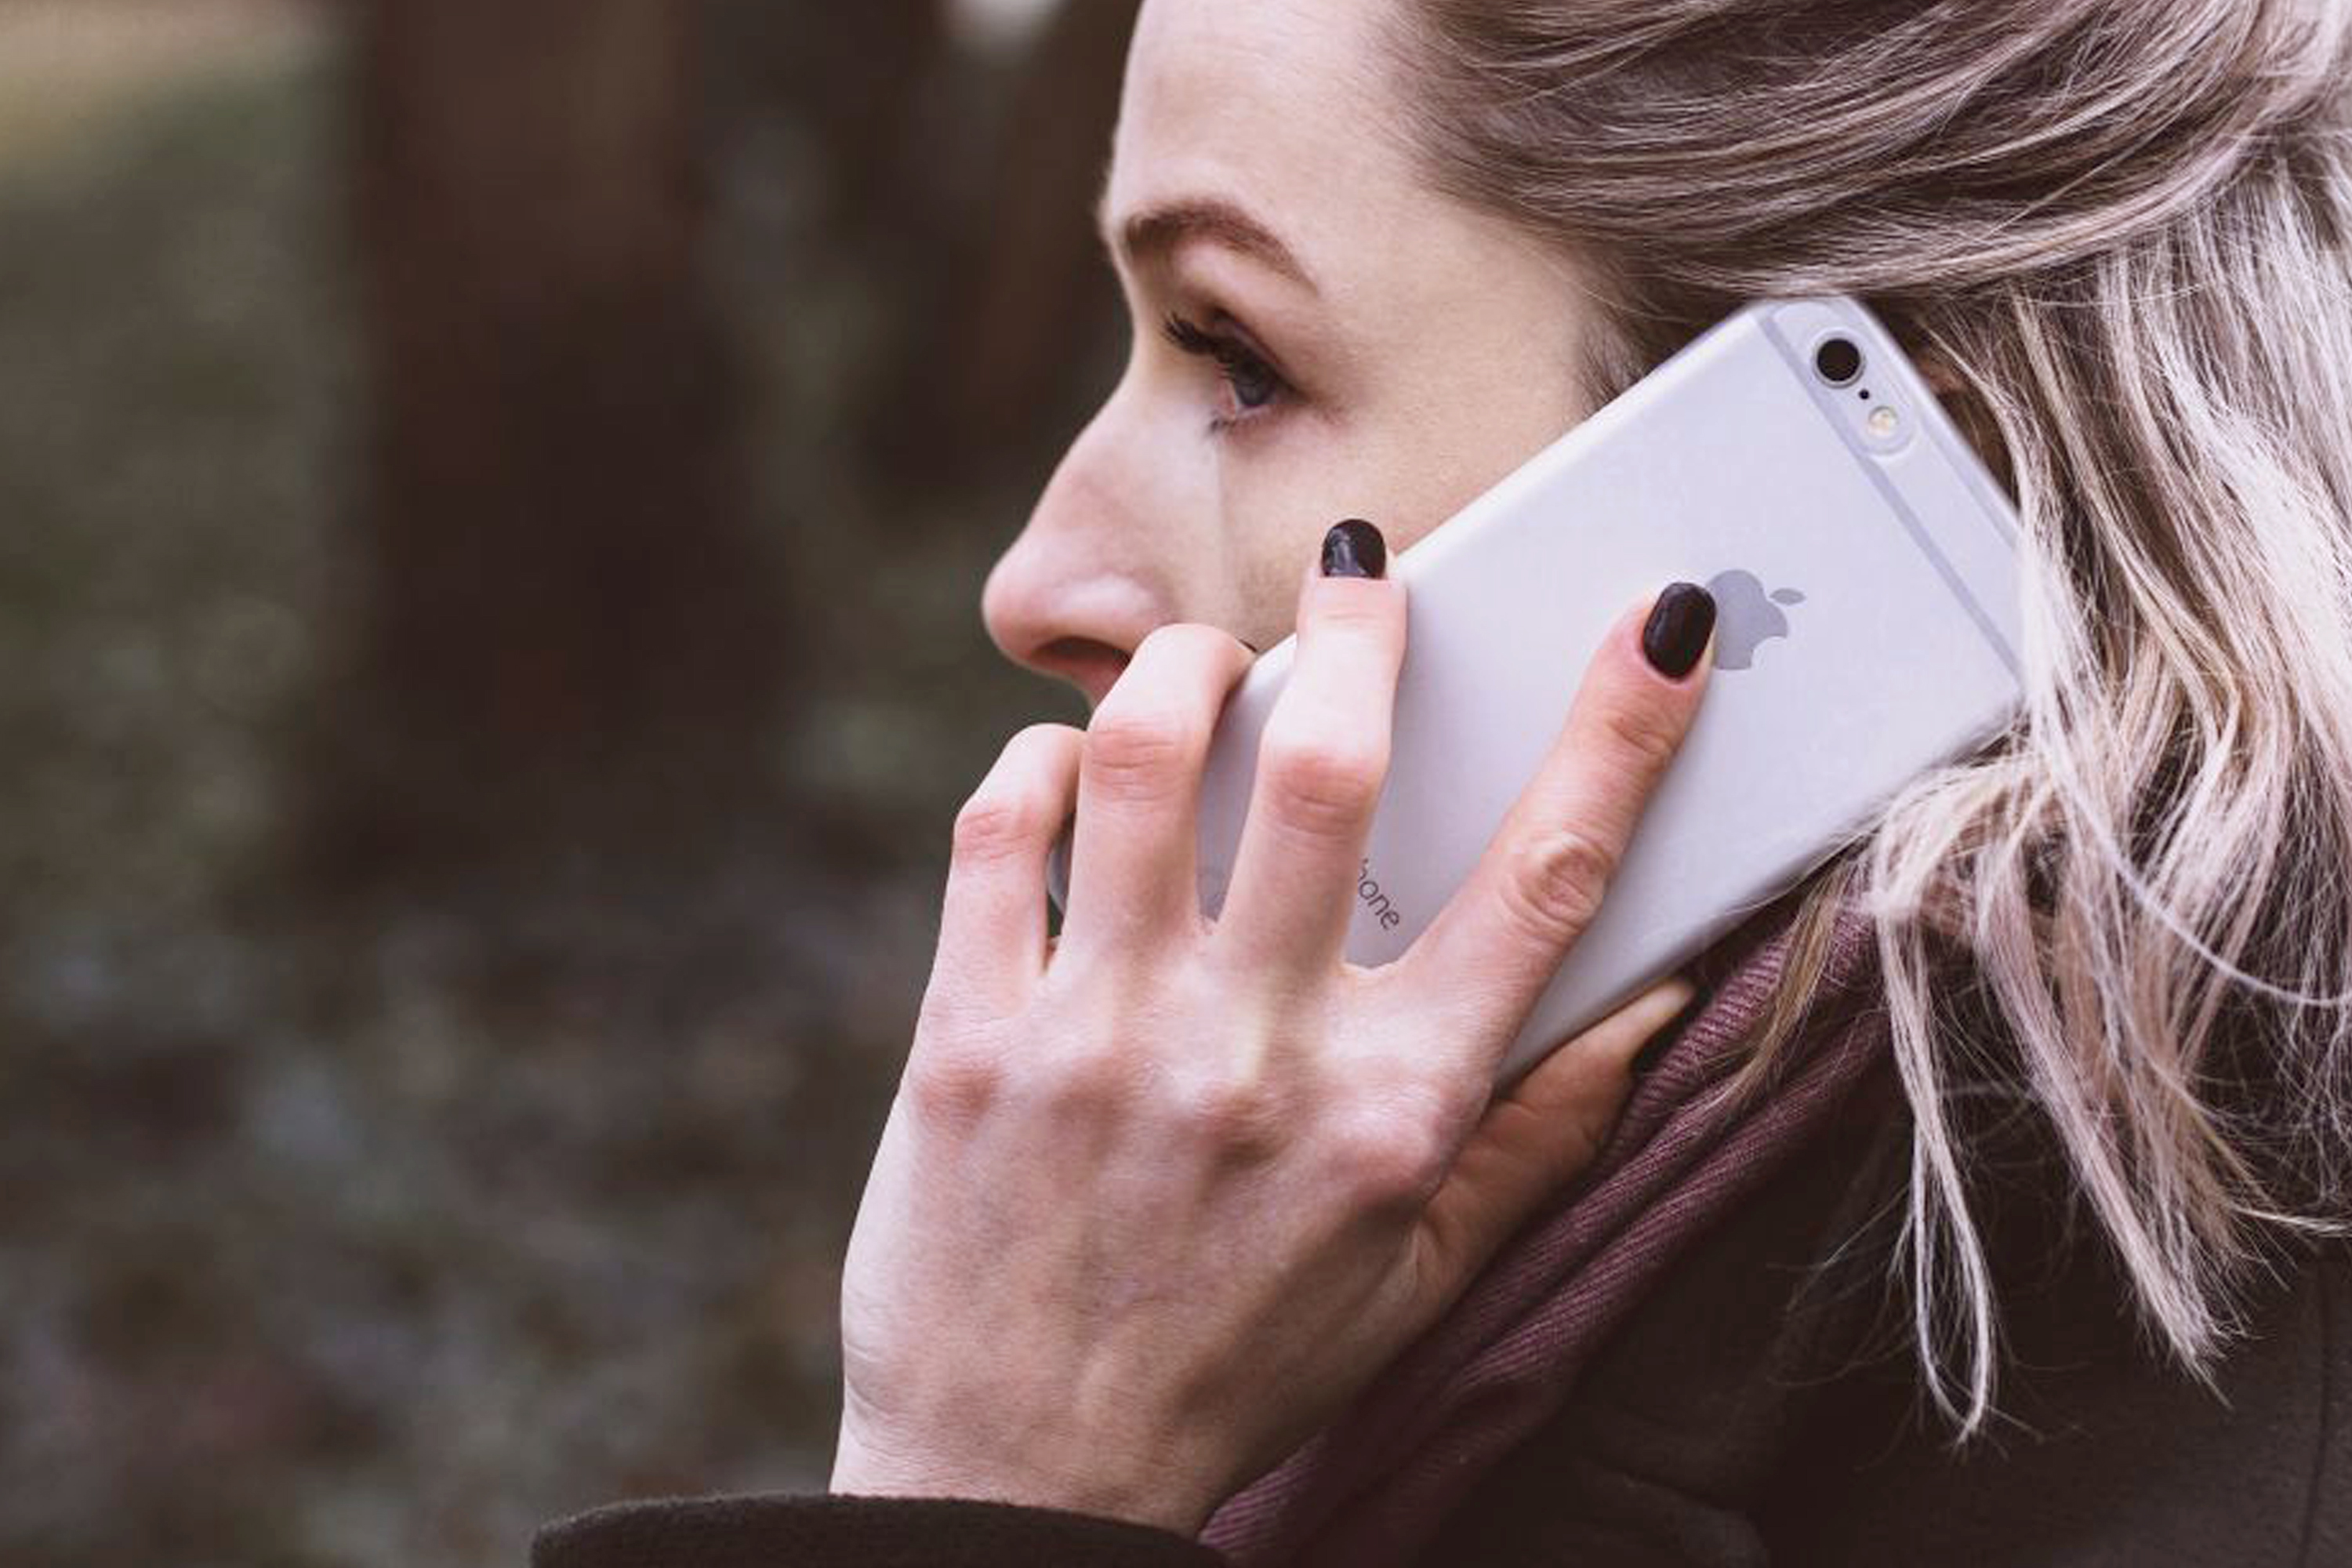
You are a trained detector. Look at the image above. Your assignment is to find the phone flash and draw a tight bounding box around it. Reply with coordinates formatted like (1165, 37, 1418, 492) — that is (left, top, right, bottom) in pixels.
(1867, 406, 1902, 437)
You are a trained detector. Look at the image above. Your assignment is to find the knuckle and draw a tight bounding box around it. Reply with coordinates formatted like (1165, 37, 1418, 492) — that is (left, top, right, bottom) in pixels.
(1322, 1105, 1448, 1211)
(1167, 1068, 1292, 1160)
(951, 724, 1076, 861)
(1595, 695, 1682, 777)
(1500, 825, 1616, 944)
(952, 789, 1046, 862)
(1258, 724, 1386, 837)
(1083, 707, 1203, 800)
(903, 1046, 1007, 1131)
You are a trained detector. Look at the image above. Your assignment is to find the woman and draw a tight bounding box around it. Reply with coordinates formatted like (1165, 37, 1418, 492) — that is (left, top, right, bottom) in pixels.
(538, 0, 2352, 1563)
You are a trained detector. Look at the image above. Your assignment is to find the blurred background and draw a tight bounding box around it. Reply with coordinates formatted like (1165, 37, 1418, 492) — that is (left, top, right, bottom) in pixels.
(0, 1, 1140, 1561)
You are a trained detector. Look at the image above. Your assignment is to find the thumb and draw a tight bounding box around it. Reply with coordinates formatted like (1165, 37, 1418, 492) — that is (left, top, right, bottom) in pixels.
(1410, 975, 1699, 1313)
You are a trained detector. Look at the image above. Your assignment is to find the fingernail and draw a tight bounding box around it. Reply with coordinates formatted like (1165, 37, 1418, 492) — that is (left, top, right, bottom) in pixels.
(1641, 582, 1715, 680)
(1320, 518, 1385, 579)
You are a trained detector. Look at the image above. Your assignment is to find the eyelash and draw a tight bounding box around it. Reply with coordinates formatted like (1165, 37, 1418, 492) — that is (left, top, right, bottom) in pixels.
(1160, 311, 1290, 432)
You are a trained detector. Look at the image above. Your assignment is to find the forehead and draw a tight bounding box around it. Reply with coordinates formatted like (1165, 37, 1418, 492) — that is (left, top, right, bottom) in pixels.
(1107, 0, 1413, 268)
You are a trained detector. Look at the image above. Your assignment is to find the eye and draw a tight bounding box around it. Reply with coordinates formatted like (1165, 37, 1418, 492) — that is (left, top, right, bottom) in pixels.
(1161, 312, 1290, 429)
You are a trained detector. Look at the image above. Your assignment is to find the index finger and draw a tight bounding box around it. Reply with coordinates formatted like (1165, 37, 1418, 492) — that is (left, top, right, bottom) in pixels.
(1394, 583, 1715, 1073)
(1210, 528, 1408, 988)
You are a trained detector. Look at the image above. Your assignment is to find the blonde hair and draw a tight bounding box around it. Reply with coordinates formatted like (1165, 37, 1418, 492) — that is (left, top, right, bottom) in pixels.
(1391, 0, 2352, 1432)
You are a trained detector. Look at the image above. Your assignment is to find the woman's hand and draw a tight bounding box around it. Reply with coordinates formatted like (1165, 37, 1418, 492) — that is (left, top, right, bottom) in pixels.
(831, 524, 1716, 1534)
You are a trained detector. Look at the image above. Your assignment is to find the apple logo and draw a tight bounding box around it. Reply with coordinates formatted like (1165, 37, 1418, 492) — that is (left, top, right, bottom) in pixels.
(1704, 568, 1807, 671)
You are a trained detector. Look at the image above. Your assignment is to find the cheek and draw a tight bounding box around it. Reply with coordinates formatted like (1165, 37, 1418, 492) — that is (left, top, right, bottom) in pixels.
(1213, 418, 1537, 649)
(1359, 370, 1586, 557)
(1232, 515, 1322, 643)
(1208, 352, 1583, 648)
(1214, 434, 1379, 645)
(1402, 392, 1590, 540)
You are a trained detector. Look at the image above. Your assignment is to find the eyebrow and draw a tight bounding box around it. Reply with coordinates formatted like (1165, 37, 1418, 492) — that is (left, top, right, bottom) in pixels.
(1097, 191, 1319, 294)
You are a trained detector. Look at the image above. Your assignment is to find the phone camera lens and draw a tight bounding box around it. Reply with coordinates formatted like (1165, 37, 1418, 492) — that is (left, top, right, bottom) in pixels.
(1813, 336, 1864, 387)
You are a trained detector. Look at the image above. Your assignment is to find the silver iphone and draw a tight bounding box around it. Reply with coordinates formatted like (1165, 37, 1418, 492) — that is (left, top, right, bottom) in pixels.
(1047, 296, 2025, 1086)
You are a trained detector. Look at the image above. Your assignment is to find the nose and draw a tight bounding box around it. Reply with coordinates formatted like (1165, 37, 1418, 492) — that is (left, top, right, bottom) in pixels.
(982, 407, 1182, 709)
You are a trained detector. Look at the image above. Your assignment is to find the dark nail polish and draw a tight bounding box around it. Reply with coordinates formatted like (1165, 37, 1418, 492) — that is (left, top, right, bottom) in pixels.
(1320, 518, 1385, 579)
(1642, 582, 1716, 679)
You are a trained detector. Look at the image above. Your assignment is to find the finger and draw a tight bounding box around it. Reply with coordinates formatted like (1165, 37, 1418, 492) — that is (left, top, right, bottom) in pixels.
(1410, 975, 1697, 1312)
(927, 728, 1091, 1025)
(1397, 583, 1715, 1078)
(1061, 622, 1255, 960)
(1212, 521, 1407, 985)
(927, 723, 1085, 1022)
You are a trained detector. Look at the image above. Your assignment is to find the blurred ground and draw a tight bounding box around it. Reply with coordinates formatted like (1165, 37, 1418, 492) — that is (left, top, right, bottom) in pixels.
(0, 3, 1091, 1563)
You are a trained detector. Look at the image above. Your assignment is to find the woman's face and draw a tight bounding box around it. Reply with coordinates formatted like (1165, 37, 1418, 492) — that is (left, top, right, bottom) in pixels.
(981, 0, 1606, 706)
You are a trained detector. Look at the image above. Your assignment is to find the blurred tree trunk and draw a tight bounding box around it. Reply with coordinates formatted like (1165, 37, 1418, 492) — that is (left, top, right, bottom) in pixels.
(706, 0, 1136, 499)
(772, 0, 949, 239)
(907, 0, 1138, 483)
(320, 0, 781, 880)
